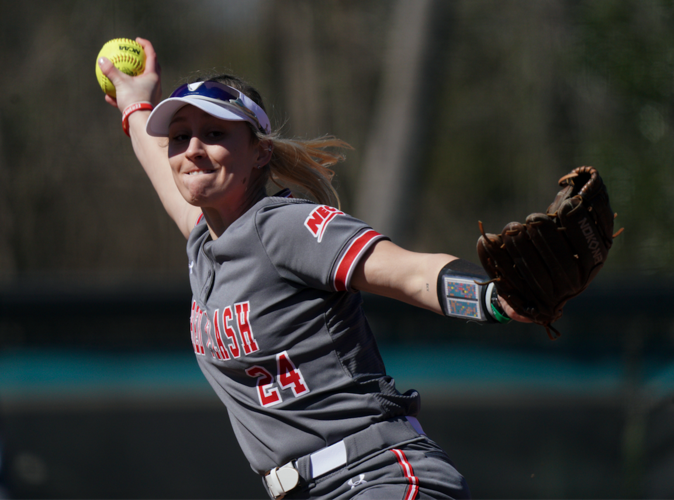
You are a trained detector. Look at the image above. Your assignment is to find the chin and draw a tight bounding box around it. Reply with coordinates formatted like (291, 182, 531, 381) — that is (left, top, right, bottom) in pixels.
(179, 184, 209, 204)
(185, 191, 225, 209)
(187, 194, 212, 207)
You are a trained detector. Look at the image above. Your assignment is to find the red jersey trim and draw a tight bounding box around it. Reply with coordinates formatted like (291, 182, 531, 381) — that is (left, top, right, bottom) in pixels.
(333, 230, 384, 292)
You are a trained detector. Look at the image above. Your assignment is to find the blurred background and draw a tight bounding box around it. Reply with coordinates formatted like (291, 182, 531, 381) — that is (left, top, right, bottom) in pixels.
(1, 0, 673, 498)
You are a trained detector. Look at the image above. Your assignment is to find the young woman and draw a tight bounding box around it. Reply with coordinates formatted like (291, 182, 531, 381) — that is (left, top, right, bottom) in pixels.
(99, 37, 526, 500)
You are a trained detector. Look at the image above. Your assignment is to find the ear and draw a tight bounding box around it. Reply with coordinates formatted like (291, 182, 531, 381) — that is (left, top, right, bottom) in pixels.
(254, 140, 273, 167)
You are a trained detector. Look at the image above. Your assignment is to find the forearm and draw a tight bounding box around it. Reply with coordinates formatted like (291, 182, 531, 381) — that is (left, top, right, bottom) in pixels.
(351, 240, 457, 314)
(127, 111, 199, 238)
(99, 38, 200, 239)
(392, 253, 458, 314)
(352, 239, 523, 324)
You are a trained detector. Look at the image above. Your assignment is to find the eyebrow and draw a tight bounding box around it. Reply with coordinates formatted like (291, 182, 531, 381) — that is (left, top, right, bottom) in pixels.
(169, 113, 229, 128)
(169, 116, 188, 127)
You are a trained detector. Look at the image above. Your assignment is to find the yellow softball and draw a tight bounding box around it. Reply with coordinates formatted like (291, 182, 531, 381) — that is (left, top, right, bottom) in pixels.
(95, 38, 146, 98)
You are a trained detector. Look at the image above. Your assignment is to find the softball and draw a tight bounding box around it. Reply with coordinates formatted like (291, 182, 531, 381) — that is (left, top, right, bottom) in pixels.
(95, 38, 146, 98)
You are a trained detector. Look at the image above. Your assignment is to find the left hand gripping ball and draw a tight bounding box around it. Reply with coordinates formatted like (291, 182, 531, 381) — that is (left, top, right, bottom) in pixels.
(95, 38, 146, 98)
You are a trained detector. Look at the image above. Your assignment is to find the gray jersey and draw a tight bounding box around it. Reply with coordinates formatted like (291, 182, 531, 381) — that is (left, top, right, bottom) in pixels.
(186, 194, 420, 474)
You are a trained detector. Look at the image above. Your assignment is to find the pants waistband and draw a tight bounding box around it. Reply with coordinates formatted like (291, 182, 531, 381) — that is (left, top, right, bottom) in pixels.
(264, 416, 424, 499)
(300, 415, 424, 479)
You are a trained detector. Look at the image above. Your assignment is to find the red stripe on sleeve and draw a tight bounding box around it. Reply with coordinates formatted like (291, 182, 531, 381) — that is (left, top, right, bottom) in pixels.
(333, 230, 383, 292)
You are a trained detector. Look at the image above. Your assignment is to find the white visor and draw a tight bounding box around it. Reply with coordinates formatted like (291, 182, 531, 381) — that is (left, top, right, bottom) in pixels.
(145, 81, 271, 137)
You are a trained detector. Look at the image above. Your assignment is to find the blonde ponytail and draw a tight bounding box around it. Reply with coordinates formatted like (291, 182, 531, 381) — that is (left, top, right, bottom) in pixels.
(258, 133, 352, 209)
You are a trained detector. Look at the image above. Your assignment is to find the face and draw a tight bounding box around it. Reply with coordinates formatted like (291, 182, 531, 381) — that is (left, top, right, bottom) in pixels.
(167, 105, 265, 212)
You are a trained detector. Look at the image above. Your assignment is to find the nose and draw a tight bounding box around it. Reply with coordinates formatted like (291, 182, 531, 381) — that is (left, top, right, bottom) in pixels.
(185, 136, 206, 161)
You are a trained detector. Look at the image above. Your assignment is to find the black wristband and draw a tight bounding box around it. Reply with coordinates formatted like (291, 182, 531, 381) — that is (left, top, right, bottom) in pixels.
(437, 259, 494, 322)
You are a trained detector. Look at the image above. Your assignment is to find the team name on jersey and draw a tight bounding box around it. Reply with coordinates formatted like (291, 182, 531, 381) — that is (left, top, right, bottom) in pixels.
(304, 205, 344, 242)
(190, 300, 259, 359)
(190, 300, 310, 407)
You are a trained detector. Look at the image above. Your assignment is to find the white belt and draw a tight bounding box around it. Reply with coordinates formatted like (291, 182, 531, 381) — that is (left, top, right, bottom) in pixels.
(263, 416, 424, 499)
(264, 462, 301, 500)
(264, 441, 347, 499)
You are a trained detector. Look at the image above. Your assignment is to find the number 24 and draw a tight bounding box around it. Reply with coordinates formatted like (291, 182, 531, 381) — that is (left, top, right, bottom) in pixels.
(245, 351, 309, 407)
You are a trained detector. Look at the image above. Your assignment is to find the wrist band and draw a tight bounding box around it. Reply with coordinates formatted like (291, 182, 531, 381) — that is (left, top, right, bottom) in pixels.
(490, 304, 511, 324)
(436, 260, 511, 325)
(486, 282, 511, 324)
(122, 102, 153, 136)
(437, 259, 492, 323)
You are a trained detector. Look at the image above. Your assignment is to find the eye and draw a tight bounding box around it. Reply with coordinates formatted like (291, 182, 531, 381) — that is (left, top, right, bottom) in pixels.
(205, 129, 225, 140)
(168, 132, 190, 143)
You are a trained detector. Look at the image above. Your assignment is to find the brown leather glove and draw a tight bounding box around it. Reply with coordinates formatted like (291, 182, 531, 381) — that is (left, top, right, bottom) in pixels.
(476, 166, 622, 339)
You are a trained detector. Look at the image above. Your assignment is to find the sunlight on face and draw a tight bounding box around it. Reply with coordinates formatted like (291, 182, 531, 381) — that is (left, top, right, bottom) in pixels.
(166, 106, 260, 212)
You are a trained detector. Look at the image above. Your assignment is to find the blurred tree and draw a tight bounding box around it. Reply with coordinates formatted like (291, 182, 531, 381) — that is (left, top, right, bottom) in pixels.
(0, 109, 14, 272)
(0, 0, 272, 281)
(264, 0, 391, 210)
(572, 0, 674, 274)
(354, 0, 447, 244)
(0, 0, 673, 279)
(414, 0, 573, 258)
(412, 0, 674, 277)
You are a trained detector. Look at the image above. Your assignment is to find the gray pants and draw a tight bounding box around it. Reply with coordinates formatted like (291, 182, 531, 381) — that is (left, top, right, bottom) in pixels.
(262, 418, 470, 500)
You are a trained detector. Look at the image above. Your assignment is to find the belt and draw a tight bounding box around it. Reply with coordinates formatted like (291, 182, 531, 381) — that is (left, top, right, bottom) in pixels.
(263, 416, 425, 499)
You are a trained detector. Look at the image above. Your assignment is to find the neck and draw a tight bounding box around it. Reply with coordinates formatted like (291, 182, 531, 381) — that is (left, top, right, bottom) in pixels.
(203, 187, 266, 239)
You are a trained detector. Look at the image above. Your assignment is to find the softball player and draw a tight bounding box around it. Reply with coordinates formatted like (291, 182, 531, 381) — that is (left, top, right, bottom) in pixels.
(100, 38, 526, 500)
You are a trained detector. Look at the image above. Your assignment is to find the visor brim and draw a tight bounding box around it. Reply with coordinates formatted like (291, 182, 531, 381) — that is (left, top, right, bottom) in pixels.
(145, 97, 260, 137)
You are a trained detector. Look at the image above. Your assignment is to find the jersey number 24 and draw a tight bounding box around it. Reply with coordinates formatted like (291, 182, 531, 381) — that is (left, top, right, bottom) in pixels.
(245, 351, 310, 407)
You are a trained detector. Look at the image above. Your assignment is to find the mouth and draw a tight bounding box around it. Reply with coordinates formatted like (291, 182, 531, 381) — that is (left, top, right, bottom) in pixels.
(186, 169, 216, 176)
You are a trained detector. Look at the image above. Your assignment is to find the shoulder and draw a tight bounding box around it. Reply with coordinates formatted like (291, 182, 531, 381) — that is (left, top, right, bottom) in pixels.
(250, 194, 390, 292)
(256, 190, 321, 214)
(255, 197, 359, 241)
(254, 194, 330, 226)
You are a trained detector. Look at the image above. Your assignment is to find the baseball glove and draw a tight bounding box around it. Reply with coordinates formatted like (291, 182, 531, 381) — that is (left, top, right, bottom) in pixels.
(476, 166, 622, 339)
